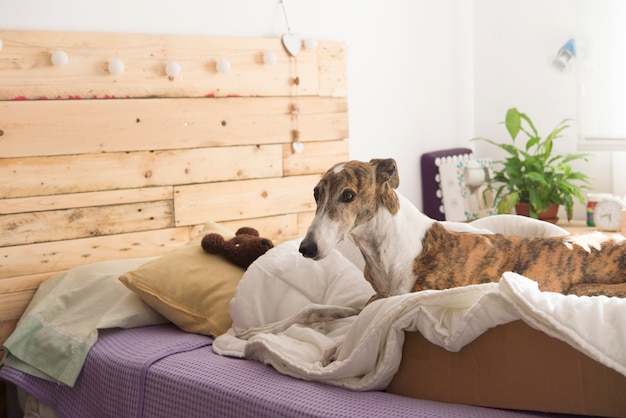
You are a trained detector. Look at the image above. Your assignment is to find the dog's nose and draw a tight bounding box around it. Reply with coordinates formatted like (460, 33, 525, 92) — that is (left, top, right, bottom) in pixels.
(299, 239, 318, 258)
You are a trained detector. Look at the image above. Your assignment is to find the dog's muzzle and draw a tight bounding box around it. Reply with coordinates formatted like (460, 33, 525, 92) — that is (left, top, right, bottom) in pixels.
(299, 237, 318, 259)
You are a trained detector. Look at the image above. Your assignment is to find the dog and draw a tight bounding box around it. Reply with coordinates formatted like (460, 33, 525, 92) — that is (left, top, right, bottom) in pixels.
(299, 158, 626, 301)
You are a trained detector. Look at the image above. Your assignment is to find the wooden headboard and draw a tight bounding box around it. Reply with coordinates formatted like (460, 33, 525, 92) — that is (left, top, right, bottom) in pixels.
(0, 29, 348, 347)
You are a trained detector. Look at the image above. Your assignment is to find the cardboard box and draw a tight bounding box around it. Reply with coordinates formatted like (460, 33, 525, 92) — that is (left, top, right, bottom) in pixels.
(387, 320, 626, 417)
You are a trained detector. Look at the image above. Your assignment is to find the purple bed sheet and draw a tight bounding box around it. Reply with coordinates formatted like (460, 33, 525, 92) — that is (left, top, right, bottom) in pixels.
(1, 324, 566, 418)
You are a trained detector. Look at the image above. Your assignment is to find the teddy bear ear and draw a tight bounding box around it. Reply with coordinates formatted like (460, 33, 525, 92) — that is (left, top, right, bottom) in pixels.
(235, 227, 259, 237)
(201, 233, 226, 253)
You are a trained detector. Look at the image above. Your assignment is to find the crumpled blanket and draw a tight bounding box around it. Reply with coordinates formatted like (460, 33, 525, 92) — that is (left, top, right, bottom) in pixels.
(213, 220, 626, 391)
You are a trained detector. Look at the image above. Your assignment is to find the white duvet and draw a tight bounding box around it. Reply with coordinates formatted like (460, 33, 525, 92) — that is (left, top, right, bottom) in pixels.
(213, 216, 626, 390)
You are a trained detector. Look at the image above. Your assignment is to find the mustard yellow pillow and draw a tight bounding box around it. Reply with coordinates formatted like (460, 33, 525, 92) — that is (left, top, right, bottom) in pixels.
(119, 221, 243, 337)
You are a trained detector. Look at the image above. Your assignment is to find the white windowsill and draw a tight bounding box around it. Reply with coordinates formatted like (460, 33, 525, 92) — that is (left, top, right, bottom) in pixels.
(578, 138, 626, 152)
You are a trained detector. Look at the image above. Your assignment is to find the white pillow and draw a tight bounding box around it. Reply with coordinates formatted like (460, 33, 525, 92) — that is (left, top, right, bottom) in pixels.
(468, 214, 569, 237)
(229, 239, 373, 333)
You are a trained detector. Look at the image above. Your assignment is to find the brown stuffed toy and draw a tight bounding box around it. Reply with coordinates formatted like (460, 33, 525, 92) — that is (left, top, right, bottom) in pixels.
(201, 227, 274, 268)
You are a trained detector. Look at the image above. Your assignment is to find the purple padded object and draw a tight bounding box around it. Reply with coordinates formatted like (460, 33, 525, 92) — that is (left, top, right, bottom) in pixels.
(420, 148, 472, 220)
(1, 324, 564, 418)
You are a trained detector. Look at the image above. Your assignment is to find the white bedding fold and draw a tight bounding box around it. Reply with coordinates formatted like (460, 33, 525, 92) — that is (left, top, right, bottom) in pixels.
(213, 238, 626, 391)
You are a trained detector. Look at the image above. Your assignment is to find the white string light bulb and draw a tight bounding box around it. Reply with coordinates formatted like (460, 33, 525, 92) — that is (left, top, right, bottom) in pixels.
(216, 57, 231, 74)
(0, 39, 3, 51)
(165, 61, 181, 78)
(304, 38, 318, 51)
(108, 58, 125, 75)
(263, 50, 277, 65)
(51, 50, 69, 67)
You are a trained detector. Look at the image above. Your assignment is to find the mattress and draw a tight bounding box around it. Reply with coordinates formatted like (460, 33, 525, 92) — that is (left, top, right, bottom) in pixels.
(1, 324, 558, 418)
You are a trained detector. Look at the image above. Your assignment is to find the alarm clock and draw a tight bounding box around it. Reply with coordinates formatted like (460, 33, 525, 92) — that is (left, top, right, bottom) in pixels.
(593, 198, 626, 232)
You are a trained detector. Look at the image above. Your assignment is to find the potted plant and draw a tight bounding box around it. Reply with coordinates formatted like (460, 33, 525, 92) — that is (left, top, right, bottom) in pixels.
(474, 107, 591, 222)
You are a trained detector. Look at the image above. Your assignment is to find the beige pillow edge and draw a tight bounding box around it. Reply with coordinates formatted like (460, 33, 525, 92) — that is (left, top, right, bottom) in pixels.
(123, 284, 230, 336)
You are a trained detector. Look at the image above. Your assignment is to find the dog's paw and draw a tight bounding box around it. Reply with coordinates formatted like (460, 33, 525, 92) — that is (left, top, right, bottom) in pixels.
(365, 292, 391, 305)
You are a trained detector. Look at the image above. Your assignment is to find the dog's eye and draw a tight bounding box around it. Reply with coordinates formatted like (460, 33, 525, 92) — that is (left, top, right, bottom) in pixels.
(341, 190, 355, 202)
(313, 187, 320, 202)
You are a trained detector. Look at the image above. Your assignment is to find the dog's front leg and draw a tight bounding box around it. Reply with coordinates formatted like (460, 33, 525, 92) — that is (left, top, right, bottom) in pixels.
(363, 266, 391, 305)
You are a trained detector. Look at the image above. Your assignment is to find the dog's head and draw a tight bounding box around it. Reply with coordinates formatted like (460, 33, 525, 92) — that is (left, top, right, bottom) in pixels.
(298, 158, 400, 260)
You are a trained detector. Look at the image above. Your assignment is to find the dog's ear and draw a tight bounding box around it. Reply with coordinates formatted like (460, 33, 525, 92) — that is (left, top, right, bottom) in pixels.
(370, 158, 400, 189)
(370, 158, 400, 214)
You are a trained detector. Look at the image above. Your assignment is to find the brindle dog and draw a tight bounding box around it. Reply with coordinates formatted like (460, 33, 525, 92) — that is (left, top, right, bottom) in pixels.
(300, 158, 626, 300)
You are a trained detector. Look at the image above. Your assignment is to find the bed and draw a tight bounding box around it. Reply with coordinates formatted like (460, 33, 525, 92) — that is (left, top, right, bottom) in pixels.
(1, 29, 626, 418)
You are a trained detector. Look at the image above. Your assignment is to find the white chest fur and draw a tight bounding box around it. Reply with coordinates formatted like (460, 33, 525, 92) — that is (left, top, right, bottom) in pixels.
(350, 193, 435, 296)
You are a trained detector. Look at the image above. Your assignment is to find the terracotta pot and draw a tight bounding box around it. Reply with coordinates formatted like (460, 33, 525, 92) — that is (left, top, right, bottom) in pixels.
(515, 202, 559, 224)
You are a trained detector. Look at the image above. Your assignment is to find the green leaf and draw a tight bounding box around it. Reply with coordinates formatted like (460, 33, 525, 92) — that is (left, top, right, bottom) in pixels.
(517, 111, 538, 138)
(497, 192, 518, 214)
(525, 136, 541, 151)
(505, 108, 521, 140)
(545, 122, 570, 143)
(560, 153, 590, 164)
(525, 172, 549, 185)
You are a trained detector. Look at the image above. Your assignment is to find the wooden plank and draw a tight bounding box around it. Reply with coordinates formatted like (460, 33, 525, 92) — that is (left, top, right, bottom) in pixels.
(174, 175, 319, 226)
(0, 145, 282, 198)
(0, 30, 332, 100)
(0, 97, 348, 158)
(1, 200, 173, 247)
(0, 215, 300, 283)
(0, 271, 55, 294)
(0, 226, 202, 279)
(282, 140, 349, 175)
(298, 211, 316, 236)
(220, 214, 300, 243)
(0, 290, 34, 323)
(318, 41, 349, 97)
(0, 318, 20, 349)
(0, 186, 172, 215)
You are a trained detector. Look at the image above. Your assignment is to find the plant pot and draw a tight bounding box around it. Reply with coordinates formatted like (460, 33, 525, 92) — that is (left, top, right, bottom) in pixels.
(515, 202, 559, 224)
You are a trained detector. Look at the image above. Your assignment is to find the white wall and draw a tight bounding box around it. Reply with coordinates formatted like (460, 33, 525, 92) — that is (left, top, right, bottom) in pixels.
(472, 0, 614, 220)
(0, 0, 473, 209)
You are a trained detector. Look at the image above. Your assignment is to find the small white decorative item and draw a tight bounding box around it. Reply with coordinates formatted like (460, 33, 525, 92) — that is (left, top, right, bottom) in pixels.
(165, 61, 181, 79)
(263, 50, 277, 65)
(292, 141, 304, 154)
(281, 33, 301, 57)
(304, 38, 318, 51)
(51, 50, 69, 67)
(438, 158, 497, 221)
(108, 58, 125, 75)
(216, 57, 231, 74)
(0, 39, 3, 51)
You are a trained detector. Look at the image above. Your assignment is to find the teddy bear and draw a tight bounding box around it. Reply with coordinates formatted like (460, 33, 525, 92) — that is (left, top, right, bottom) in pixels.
(201, 227, 274, 268)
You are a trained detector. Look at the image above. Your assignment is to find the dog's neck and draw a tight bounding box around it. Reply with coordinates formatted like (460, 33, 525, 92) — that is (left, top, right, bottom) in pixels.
(350, 193, 435, 296)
